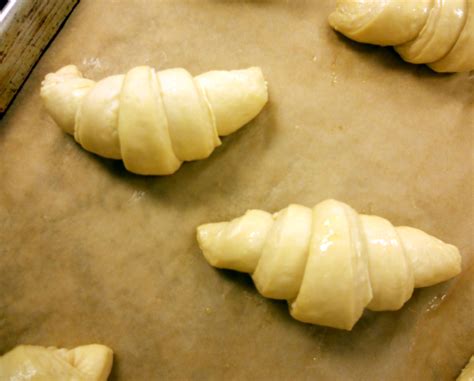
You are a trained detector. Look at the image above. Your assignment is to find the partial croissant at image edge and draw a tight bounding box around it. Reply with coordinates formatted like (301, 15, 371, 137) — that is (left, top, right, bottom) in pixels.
(40, 65, 268, 175)
(328, 0, 474, 73)
(457, 355, 474, 381)
(196, 199, 462, 330)
(0, 344, 113, 381)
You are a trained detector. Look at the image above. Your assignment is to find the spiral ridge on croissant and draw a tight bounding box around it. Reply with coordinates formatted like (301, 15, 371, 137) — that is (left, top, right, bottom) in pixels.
(40, 65, 268, 175)
(329, 0, 474, 72)
(197, 199, 461, 330)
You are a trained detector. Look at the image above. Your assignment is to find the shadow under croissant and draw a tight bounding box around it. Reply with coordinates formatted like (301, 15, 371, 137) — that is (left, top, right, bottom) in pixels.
(402, 264, 474, 379)
(102, 263, 474, 380)
(331, 30, 457, 76)
(211, 261, 463, 353)
(107, 356, 121, 381)
(328, 29, 471, 108)
(88, 98, 277, 213)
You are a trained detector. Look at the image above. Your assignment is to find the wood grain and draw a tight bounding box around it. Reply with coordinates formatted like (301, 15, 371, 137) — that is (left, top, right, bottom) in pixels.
(0, 0, 78, 113)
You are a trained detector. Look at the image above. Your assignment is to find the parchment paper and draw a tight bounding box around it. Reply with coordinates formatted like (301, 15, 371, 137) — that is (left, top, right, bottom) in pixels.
(0, 1, 473, 380)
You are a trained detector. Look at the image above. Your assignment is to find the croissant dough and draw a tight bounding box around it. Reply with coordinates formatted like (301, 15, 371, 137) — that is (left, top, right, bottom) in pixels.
(41, 65, 268, 175)
(197, 199, 462, 330)
(0, 344, 113, 381)
(329, 0, 474, 72)
(457, 356, 474, 381)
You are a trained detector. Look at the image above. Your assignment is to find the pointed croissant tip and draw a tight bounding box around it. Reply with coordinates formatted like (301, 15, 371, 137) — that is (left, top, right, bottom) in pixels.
(327, 1, 370, 42)
(70, 344, 114, 380)
(197, 222, 236, 270)
(196, 223, 216, 264)
(41, 65, 82, 87)
(40, 65, 85, 96)
(75, 343, 113, 353)
(248, 66, 268, 93)
(196, 224, 208, 248)
(78, 343, 114, 363)
(55, 64, 82, 75)
(436, 242, 462, 284)
(195, 66, 268, 136)
(68, 343, 114, 363)
(396, 226, 463, 287)
(41, 65, 96, 136)
(447, 243, 462, 273)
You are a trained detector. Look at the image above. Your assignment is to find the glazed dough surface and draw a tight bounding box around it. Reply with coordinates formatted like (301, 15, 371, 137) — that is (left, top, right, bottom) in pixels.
(197, 199, 462, 330)
(329, 0, 473, 72)
(41, 65, 268, 175)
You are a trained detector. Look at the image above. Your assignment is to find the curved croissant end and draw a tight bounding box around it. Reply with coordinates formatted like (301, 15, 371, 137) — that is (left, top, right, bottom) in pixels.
(40, 65, 96, 135)
(428, 0, 474, 72)
(329, 0, 474, 73)
(457, 356, 474, 381)
(0, 344, 113, 381)
(41, 65, 268, 175)
(328, 0, 433, 46)
(64, 345, 114, 381)
(197, 199, 462, 330)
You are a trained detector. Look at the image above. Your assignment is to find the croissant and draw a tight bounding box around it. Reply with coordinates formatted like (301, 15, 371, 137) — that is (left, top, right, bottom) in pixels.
(197, 199, 462, 330)
(0, 344, 113, 380)
(457, 356, 474, 381)
(40, 65, 268, 175)
(328, 0, 474, 73)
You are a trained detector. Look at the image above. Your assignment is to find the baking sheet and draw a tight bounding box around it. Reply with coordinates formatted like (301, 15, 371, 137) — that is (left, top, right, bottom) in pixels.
(0, 0, 473, 379)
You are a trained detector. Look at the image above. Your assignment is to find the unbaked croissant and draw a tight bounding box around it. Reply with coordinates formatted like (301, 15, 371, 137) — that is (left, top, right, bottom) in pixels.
(457, 356, 474, 381)
(0, 344, 113, 380)
(41, 65, 268, 175)
(329, 0, 474, 72)
(197, 199, 462, 330)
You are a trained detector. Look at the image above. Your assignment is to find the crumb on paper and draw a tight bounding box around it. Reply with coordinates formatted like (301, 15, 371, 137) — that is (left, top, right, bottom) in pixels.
(426, 294, 447, 313)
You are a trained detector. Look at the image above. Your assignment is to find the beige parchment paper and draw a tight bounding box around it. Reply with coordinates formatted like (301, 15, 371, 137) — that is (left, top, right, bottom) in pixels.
(0, 1, 473, 379)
